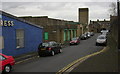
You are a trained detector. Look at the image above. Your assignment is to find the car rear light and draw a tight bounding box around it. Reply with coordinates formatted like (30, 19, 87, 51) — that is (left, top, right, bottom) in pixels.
(48, 47, 52, 50)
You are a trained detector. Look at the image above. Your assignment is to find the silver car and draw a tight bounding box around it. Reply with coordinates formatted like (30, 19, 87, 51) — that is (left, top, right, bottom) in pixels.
(96, 35, 107, 46)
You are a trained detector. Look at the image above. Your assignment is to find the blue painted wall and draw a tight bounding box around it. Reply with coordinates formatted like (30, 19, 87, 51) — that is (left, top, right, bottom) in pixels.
(2, 15, 43, 56)
(0, 26, 2, 53)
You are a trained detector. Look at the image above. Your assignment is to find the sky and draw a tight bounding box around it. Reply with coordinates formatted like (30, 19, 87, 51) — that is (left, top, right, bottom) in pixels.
(0, 0, 118, 22)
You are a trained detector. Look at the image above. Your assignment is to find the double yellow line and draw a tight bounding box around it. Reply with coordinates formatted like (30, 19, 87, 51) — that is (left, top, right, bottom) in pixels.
(56, 46, 109, 74)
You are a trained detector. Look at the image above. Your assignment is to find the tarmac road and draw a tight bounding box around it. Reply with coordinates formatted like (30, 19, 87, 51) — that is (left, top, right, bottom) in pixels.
(12, 33, 103, 72)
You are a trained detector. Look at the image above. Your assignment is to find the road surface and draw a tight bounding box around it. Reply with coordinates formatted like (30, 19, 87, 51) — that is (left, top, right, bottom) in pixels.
(12, 33, 103, 72)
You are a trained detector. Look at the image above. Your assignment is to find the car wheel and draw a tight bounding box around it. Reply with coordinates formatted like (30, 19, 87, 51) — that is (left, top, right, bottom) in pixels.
(39, 54, 44, 57)
(3, 65, 11, 73)
(51, 51, 55, 56)
(38, 52, 43, 57)
(59, 49, 62, 53)
(96, 43, 98, 46)
(104, 43, 107, 46)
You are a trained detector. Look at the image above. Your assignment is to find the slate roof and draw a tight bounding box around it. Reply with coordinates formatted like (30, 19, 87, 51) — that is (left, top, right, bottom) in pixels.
(0, 10, 43, 29)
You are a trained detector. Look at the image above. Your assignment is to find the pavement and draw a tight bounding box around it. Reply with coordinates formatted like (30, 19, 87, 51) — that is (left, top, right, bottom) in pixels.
(69, 34, 119, 72)
(14, 52, 38, 63)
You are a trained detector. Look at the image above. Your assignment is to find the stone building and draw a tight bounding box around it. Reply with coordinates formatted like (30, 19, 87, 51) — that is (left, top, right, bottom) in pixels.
(19, 16, 83, 44)
(110, 16, 118, 46)
(78, 8, 89, 25)
(89, 19, 110, 33)
(78, 8, 89, 33)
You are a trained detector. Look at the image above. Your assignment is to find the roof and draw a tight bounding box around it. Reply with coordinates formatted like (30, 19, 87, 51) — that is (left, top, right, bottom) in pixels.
(67, 21, 85, 25)
(0, 10, 43, 29)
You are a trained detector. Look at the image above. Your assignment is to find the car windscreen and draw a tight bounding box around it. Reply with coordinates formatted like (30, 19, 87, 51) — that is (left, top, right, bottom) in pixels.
(48, 42, 57, 46)
(72, 38, 77, 40)
(0, 55, 6, 61)
(42, 43, 49, 47)
(98, 36, 105, 39)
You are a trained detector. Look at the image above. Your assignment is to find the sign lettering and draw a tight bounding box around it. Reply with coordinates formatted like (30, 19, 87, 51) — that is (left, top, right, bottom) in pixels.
(0, 20, 14, 26)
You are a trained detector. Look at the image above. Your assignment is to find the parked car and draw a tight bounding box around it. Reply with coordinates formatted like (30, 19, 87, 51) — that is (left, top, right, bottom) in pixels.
(85, 32, 91, 38)
(38, 41, 62, 56)
(96, 35, 107, 46)
(101, 32, 107, 37)
(90, 32, 94, 36)
(101, 30, 109, 35)
(70, 37, 80, 45)
(80, 34, 87, 40)
(87, 32, 91, 38)
(101, 30, 109, 33)
(0, 53, 15, 73)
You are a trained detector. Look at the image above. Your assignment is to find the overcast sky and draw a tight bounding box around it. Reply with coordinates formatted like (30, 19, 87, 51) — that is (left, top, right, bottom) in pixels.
(0, 0, 118, 22)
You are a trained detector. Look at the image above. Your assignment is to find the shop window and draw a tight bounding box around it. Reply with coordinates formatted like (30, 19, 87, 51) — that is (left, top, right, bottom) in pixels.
(16, 29, 24, 48)
(0, 36, 4, 49)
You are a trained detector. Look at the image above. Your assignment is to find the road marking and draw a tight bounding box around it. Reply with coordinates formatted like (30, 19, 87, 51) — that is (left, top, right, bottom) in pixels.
(15, 56, 39, 64)
(56, 46, 109, 74)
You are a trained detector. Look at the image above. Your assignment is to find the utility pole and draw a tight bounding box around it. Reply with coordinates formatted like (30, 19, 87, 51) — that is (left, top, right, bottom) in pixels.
(117, 0, 120, 49)
(117, 0, 119, 48)
(118, 0, 120, 16)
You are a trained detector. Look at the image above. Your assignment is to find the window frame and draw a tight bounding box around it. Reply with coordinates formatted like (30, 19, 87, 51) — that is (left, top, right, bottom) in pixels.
(0, 36, 4, 49)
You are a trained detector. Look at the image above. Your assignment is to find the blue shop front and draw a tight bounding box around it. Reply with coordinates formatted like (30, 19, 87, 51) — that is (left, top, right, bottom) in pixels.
(0, 11, 43, 56)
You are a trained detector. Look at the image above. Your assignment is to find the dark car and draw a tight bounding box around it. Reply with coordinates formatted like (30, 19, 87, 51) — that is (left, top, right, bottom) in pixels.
(90, 32, 94, 36)
(80, 34, 87, 40)
(38, 41, 62, 56)
(85, 32, 91, 38)
(70, 37, 80, 45)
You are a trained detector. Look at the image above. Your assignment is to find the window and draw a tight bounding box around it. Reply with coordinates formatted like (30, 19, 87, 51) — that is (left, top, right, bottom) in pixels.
(16, 29, 24, 48)
(41, 43, 49, 47)
(49, 42, 54, 46)
(0, 36, 4, 49)
(0, 55, 6, 61)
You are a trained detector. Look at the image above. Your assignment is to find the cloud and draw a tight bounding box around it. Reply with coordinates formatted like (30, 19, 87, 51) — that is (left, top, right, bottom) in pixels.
(1, 2, 113, 22)
(1, 0, 117, 2)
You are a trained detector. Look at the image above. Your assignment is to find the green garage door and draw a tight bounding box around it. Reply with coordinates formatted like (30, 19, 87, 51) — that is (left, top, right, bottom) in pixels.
(64, 30, 66, 41)
(44, 32, 48, 40)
